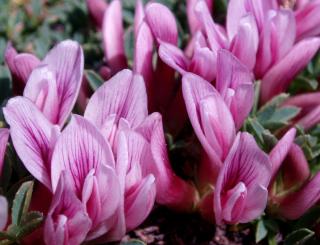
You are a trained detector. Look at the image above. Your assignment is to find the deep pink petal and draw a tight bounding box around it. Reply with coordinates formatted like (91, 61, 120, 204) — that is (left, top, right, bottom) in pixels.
(269, 128, 296, 180)
(102, 0, 127, 73)
(86, 0, 108, 29)
(226, 0, 247, 40)
(137, 113, 197, 211)
(296, 1, 320, 40)
(261, 37, 320, 103)
(279, 172, 320, 220)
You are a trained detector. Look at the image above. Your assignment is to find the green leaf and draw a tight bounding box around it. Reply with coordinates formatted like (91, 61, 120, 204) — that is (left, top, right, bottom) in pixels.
(121, 239, 146, 245)
(11, 181, 34, 226)
(16, 212, 43, 238)
(85, 70, 104, 91)
(245, 118, 265, 145)
(284, 229, 315, 245)
(256, 220, 268, 243)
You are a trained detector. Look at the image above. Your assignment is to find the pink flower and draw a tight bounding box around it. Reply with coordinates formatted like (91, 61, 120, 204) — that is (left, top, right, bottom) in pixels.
(44, 171, 92, 245)
(0, 128, 9, 178)
(99, 130, 156, 242)
(225, 0, 320, 103)
(84, 69, 196, 211)
(214, 132, 272, 224)
(0, 196, 8, 231)
(51, 115, 120, 240)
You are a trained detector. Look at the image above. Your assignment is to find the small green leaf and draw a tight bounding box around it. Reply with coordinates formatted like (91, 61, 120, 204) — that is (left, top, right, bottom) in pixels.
(121, 239, 146, 245)
(16, 212, 43, 238)
(256, 219, 268, 243)
(85, 70, 104, 91)
(284, 228, 315, 245)
(245, 118, 265, 145)
(11, 181, 34, 226)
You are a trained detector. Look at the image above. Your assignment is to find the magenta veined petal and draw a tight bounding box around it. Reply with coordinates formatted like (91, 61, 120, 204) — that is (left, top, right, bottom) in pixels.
(3, 96, 59, 190)
(40, 40, 84, 126)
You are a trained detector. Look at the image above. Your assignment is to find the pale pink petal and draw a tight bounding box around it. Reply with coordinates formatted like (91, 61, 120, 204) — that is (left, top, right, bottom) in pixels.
(137, 113, 197, 211)
(279, 172, 320, 220)
(0, 196, 8, 231)
(187, 0, 213, 34)
(23, 65, 59, 124)
(215, 49, 253, 128)
(133, 21, 154, 96)
(226, 0, 247, 40)
(269, 128, 296, 180)
(102, 0, 127, 72)
(145, 2, 178, 44)
(86, 0, 108, 29)
(158, 42, 190, 75)
(134, 0, 145, 39)
(182, 73, 225, 171)
(271, 9, 296, 61)
(195, 0, 228, 51)
(189, 46, 217, 81)
(84, 69, 148, 130)
(125, 175, 156, 231)
(0, 129, 9, 178)
(230, 14, 259, 70)
(3, 97, 58, 190)
(261, 37, 320, 103)
(42, 40, 84, 126)
(44, 171, 92, 245)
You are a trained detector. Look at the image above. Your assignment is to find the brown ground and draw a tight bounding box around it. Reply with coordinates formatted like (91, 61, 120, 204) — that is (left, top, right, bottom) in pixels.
(122, 207, 256, 245)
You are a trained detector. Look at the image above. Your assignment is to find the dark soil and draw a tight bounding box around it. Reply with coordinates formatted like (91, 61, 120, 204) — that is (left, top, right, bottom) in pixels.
(122, 207, 256, 245)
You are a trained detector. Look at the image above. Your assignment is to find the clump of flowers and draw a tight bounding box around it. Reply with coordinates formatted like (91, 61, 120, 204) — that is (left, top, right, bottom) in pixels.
(1, 0, 320, 244)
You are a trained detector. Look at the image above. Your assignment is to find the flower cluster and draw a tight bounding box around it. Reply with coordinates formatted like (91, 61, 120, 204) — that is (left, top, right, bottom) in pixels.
(1, 0, 320, 244)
